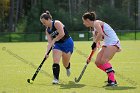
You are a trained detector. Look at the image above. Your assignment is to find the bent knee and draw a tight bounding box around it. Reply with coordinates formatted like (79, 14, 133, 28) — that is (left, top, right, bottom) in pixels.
(95, 58, 109, 66)
(95, 60, 101, 66)
(100, 57, 109, 64)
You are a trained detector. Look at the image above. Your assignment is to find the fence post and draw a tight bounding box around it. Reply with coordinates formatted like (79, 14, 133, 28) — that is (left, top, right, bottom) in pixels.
(39, 31, 42, 41)
(135, 30, 136, 40)
(24, 32, 26, 42)
(88, 32, 89, 41)
(9, 32, 11, 42)
(120, 31, 122, 40)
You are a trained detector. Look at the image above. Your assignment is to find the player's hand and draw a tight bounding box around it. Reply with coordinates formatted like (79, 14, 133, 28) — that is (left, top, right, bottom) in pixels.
(91, 42, 96, 50)
(86, 58, 91, 64)
(45, 46, 51, 59)
(45, 54, 49, 59)
(50, 40, 55, 47)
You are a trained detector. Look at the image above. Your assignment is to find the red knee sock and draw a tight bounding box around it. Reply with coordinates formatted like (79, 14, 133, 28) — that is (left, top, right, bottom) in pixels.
(97, 62, 115, 82)
(97, 64, 106, 72)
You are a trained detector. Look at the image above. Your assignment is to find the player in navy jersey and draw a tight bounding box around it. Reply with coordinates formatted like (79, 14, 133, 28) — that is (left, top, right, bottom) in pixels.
(40, 11, 74, 84)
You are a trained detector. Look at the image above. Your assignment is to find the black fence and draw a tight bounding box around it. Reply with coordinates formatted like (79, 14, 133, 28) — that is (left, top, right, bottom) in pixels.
(0, 30, 140, 42)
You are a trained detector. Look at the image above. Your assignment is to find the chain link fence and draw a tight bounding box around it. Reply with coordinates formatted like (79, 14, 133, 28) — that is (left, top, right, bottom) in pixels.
(0, 30, 140, 42)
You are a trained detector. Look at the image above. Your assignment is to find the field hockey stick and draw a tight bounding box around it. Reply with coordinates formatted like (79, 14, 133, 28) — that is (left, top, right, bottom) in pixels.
(75, 50, 94, 83)
(27, 47, 52, 84)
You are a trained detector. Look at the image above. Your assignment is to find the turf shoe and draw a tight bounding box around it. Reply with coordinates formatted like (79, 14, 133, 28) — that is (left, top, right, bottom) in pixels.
(52, 78, 59, 84)
(106, 80, 117, 86)
(66, 68, 71, 77)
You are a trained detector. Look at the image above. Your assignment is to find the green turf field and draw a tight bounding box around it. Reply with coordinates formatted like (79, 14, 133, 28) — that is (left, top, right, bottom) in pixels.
(0, 41, 140, 93)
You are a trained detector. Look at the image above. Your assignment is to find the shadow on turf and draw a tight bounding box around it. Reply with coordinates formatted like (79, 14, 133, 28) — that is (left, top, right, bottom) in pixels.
(33, 81, 86, 89)
(59, 81, 86, 89)
(104, 86, 137, 90)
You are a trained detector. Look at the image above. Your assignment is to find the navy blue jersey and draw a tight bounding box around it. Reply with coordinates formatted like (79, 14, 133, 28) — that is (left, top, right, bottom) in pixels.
(47, 20, 70, 43)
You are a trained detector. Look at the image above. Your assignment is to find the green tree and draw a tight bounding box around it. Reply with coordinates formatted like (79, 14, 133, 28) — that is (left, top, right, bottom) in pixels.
(138, 0, 140, 28)
(97, 4, 135, 30)
(0, 0, 10, 32)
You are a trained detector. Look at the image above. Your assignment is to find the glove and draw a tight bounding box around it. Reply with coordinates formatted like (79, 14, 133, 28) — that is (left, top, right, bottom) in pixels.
(91, 42, 96, 50)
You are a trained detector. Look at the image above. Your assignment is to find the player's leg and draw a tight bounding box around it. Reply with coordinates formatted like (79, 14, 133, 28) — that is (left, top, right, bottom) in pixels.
(99, 45, 118, 86)
(95, 47, 110, 83)
(95, 47, 105, 71)
(61, 37, 74, 77)
(52, 49, 62, 84)
(62, 52, 72, 77)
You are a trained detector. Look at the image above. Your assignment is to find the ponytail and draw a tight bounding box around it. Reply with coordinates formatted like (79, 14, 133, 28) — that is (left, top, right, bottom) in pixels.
(82, 11, 96, 21)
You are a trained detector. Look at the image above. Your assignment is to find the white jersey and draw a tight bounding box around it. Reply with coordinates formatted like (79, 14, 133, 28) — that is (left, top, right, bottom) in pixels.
(94, 23, 121, 52)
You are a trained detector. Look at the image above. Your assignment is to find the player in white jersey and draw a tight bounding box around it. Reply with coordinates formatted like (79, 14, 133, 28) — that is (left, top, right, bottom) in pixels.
(82, 12, 121, 86)
(101, 23, 121, 51)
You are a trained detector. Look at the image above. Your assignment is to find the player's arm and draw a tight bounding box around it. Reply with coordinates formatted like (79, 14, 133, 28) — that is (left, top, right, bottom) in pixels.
(45, 29, 53, 57)
(91, 22, 103, 50)
(94, 22, 103, 43)
(52, 21, 65, 43)
(45, 29, 52, 43)
(91, 28, 96, 42)
(46, 21, 65, 51)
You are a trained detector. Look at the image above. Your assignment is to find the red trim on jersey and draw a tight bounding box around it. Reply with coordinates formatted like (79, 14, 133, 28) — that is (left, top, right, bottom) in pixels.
(101, 25, 108, 37)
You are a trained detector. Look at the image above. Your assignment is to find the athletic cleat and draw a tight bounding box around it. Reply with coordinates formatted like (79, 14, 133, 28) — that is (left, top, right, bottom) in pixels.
(106, 80, 117, 87)
(66, 68, 71, 77)
(52, 78, 59, 84)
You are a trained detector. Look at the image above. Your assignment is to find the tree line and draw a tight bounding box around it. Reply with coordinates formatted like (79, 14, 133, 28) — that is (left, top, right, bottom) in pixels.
(0, 0, 139, 32)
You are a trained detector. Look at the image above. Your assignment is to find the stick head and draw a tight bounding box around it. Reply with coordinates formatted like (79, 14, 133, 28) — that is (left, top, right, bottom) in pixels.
(27, 79, 33, 84)
(74, 77, 79, 83)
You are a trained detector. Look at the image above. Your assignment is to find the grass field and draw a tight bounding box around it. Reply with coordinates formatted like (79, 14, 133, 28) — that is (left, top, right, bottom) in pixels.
(0, 41, 140, 93)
